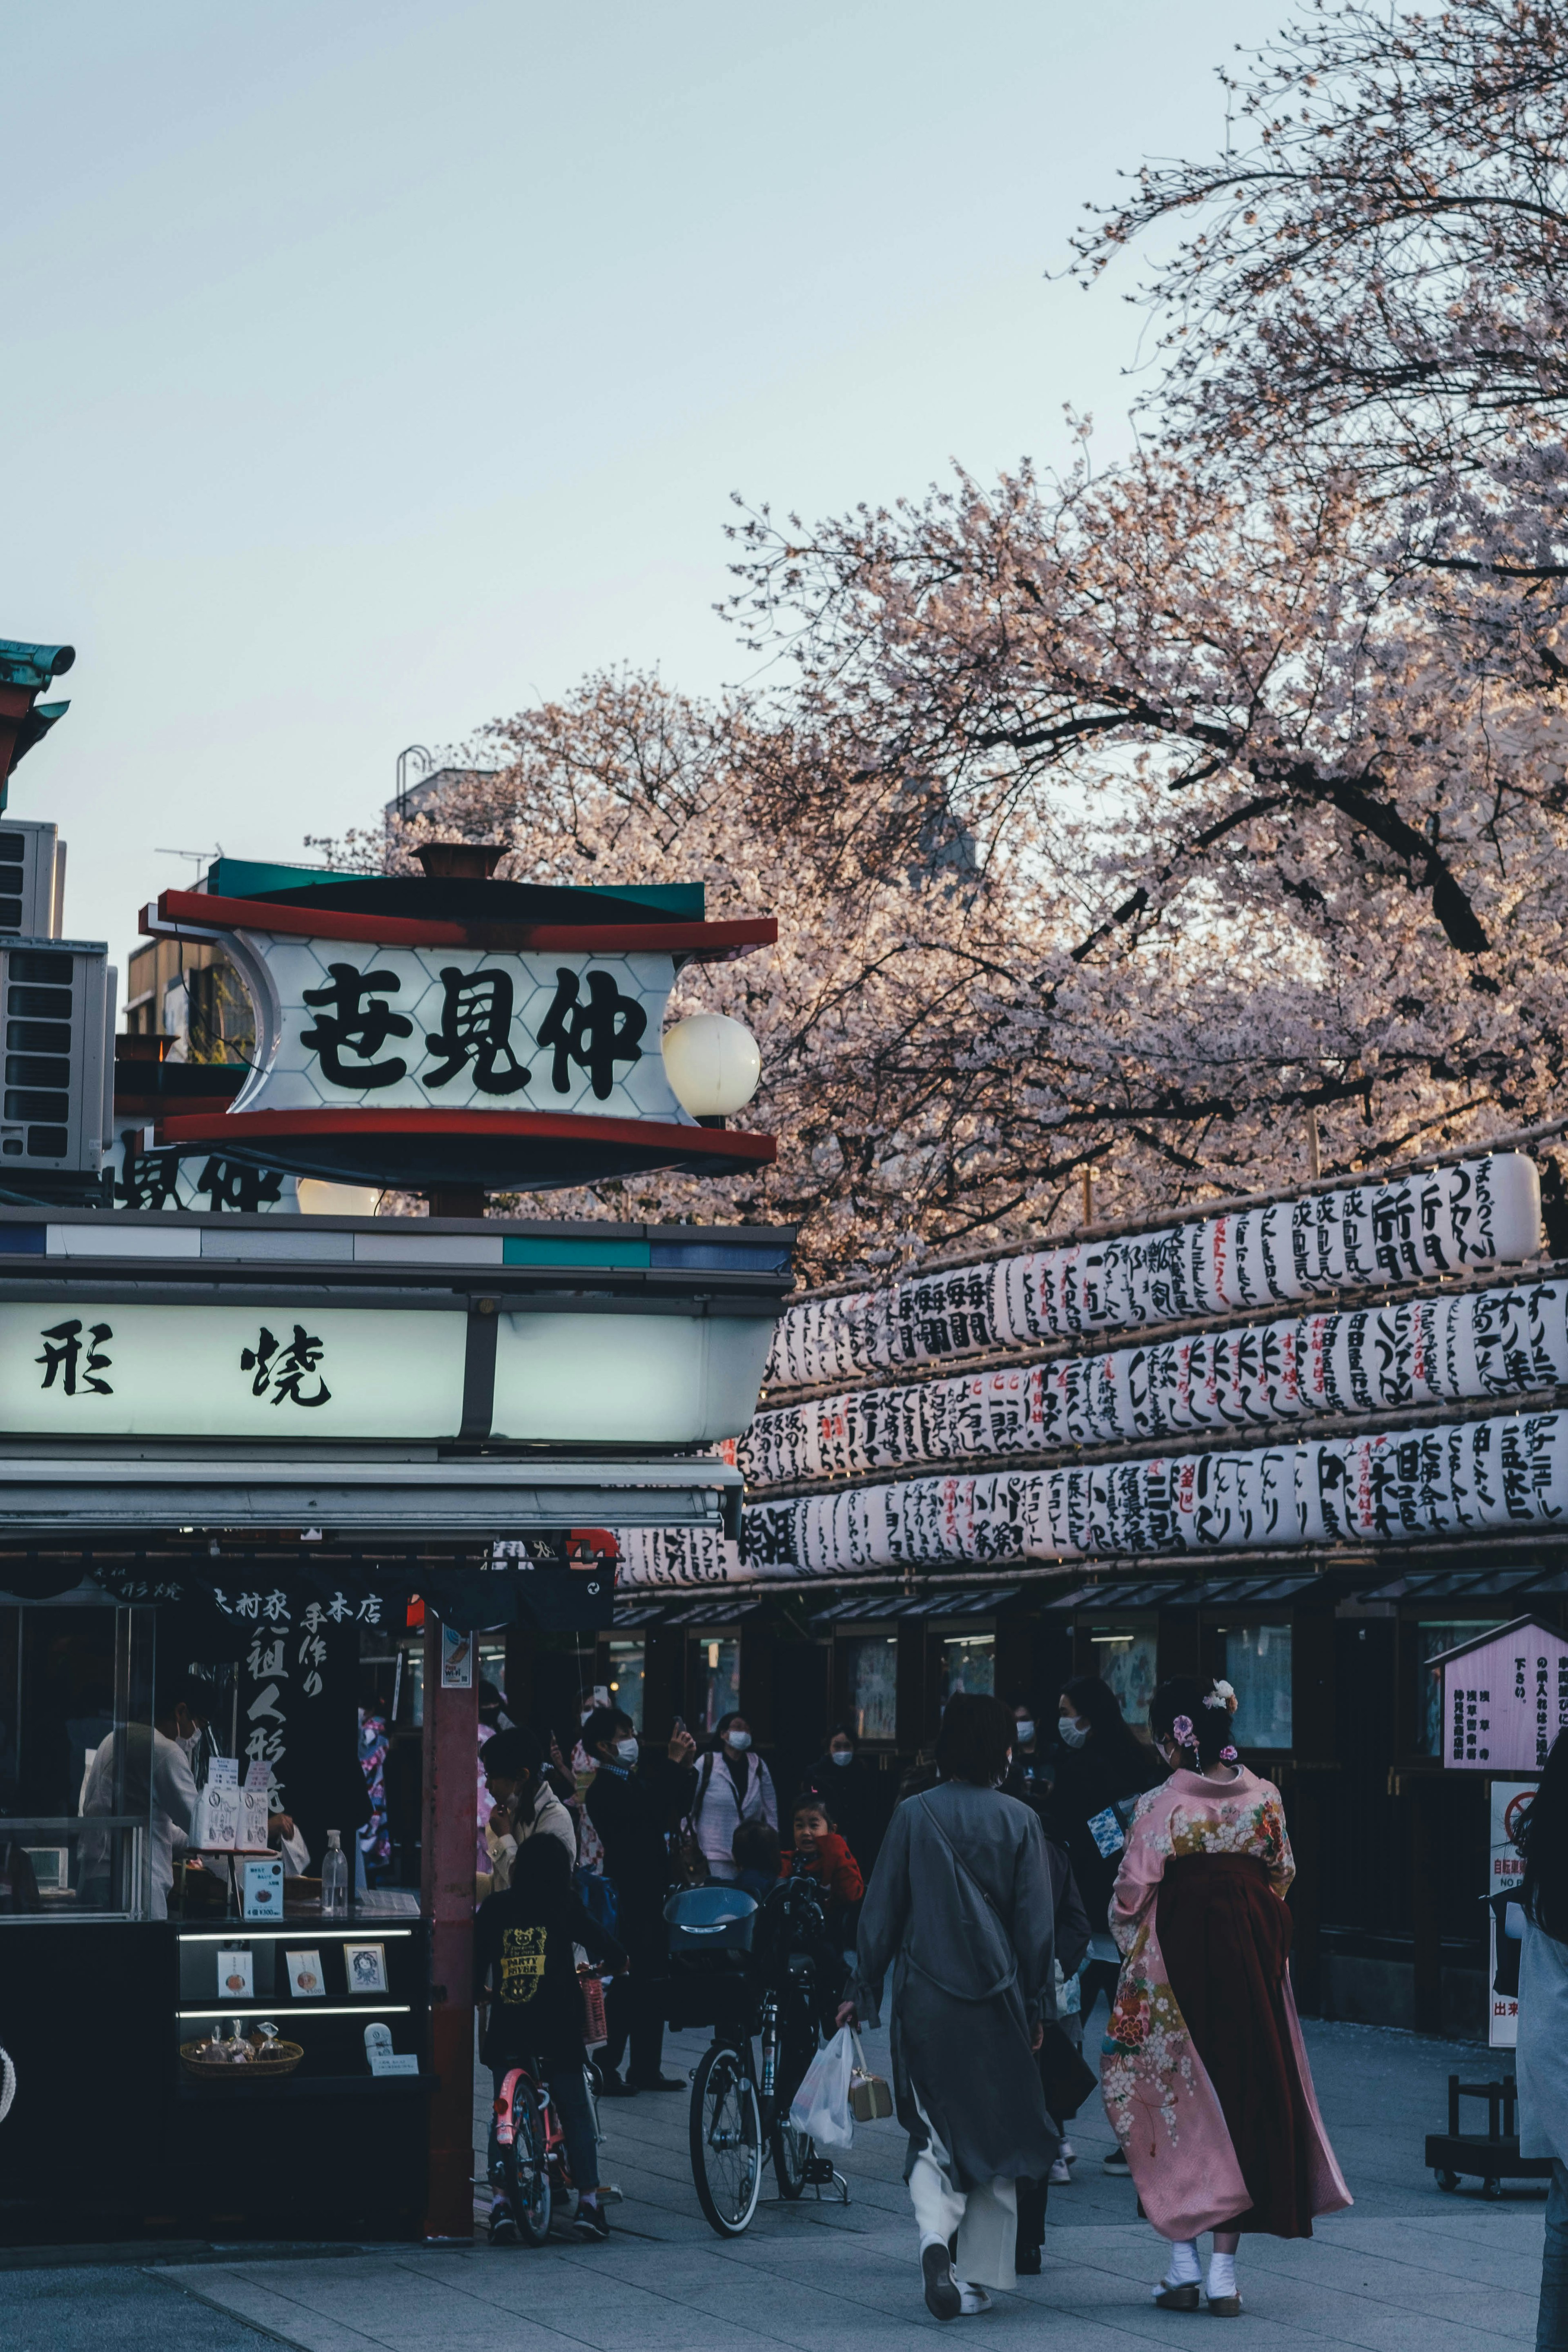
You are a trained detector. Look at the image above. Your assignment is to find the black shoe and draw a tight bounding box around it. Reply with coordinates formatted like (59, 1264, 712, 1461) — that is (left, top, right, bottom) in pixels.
(1103, 2147, 1131, 2176)
(1014, 2247, 1042, 2276)
(574, 2201, 610, 2242)
(628, 2073, 684, 2091)
(597, 2070, 639, 2097)
(922, 2243, 961, 2322)
(488, 2205, 521, 2246)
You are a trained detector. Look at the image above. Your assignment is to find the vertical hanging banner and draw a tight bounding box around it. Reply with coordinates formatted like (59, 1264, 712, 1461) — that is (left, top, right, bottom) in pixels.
(232, 1585, 372, 1872)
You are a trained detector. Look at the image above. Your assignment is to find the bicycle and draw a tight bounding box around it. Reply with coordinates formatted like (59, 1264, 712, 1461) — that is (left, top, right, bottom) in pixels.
(489, 2056, 603, 2245)
(666, 1878, 849, 2238)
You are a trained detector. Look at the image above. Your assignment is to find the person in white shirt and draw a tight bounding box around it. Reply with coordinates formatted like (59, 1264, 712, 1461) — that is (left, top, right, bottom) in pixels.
(78, 1674, 203, 1918)
(691, 1713, 777, 1884)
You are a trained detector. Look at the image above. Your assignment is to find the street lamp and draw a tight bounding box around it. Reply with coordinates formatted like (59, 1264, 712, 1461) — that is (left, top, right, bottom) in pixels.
(662, 1013, 762, 1120)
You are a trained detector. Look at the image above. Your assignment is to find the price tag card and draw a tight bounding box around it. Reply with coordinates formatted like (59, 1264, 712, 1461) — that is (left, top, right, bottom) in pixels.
(368, 2051, 420, 2077)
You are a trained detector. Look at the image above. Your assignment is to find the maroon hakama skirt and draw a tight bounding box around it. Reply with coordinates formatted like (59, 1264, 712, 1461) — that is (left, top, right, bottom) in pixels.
(1155, 1852, 1316, 2238)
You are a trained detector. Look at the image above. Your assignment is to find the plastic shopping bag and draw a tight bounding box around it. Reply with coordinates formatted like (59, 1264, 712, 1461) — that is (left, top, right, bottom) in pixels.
(788, 2022, 856, 2151)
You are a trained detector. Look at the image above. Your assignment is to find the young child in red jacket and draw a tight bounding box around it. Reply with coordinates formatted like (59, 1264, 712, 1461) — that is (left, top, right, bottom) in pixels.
(779, 1794, 864, 1911)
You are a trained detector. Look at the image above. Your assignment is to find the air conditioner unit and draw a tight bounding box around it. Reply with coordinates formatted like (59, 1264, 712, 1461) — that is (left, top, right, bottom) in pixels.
(0, 939, 115, 1193)
(0, 821, 66, 940)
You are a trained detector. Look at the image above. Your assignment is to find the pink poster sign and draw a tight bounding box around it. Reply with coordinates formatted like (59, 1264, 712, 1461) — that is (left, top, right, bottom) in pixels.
(1439, 1617, 1568, 1771)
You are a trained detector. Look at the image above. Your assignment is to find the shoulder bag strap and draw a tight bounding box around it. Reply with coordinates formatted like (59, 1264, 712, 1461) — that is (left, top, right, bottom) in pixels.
(915, 1792, 1020, 1996)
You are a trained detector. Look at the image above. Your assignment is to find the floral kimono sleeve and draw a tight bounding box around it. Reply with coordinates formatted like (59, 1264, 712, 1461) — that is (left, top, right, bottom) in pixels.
(1107, 1790, 1169, 1958)
(1260, 1789, 1295, 1899)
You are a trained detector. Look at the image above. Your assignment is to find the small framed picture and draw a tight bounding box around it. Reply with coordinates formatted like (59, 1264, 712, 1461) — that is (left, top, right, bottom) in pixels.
(216, 1947, 254, 2000)
(287, 1947, 325, 1999)
(344, 1941, 388, 1996)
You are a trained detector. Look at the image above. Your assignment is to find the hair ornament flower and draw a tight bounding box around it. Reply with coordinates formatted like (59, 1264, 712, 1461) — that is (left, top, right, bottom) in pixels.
(1204, 1681, 1236, 1711)
(1172, 1714, 1196, 1750)
(1219, 1745, 1239, 1765)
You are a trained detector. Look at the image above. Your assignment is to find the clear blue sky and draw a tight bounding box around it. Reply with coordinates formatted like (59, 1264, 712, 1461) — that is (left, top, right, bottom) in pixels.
(6, 0, 1259, 968)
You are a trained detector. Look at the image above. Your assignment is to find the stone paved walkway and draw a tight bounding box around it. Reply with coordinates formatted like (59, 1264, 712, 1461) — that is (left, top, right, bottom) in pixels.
(157, 2018, 1546, 2352)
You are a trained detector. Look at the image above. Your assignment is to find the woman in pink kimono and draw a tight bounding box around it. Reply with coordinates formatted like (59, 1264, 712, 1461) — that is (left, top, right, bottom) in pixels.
(1100, 1675, 1350, 2317)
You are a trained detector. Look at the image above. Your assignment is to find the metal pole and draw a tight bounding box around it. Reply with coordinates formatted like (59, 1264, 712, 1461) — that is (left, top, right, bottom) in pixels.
(421, 1614, 478, 2240)
(395, 746, 432, 824)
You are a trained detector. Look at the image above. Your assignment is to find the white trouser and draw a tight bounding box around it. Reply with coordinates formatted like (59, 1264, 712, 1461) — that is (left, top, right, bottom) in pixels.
(909, 2096, 1018, 2292)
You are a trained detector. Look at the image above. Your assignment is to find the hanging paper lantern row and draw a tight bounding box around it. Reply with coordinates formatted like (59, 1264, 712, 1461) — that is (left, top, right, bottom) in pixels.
(728, 1405, 1568, 1579)
(764, 1153, 1541, 1392)
(740, 1271, 1568, 1489)
(616, 1528, 742, 1588)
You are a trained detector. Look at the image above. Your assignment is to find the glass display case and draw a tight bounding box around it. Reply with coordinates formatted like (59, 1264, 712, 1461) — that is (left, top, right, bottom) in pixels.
(0, 1596, 157, 1919)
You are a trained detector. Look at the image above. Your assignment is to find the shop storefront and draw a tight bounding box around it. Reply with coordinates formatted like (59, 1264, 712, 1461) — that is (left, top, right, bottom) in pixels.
(0, 1203, 788, 2245)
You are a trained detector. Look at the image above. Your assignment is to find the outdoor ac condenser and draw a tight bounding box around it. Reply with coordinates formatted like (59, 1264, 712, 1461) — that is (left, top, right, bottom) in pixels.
(0, 938, 115, 1193)
(0, 821, 66, 942)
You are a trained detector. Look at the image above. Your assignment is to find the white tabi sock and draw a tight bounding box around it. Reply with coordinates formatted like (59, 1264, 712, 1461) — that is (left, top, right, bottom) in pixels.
(1208, 2250, 1238, 2300)
(1163, 2238, 1200, 2287)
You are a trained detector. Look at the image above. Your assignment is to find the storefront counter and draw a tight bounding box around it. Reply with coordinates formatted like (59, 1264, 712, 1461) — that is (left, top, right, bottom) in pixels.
(0, 1915, 432, 2245)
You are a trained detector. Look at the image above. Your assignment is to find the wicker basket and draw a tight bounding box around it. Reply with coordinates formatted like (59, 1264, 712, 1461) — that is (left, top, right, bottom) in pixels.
(180, 2036, 304, 2082)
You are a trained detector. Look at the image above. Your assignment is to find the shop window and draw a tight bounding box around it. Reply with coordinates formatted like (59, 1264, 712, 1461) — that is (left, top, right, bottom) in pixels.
(1417, 1619, 1505, 1756)
(940, 1632, 995, 1703)
(843, 1635, 898, 1742)
(1222, 1623, 1293, 1748)
(0, 1600, 157, 1921)
(608, 1639, 646, 1731)
(1087, 1625, 1157, 1729)
(695, 1637, 740, 1735)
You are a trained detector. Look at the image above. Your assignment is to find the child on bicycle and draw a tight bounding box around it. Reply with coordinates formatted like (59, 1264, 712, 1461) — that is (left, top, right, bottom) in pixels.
(474, 1832, 625, 2244)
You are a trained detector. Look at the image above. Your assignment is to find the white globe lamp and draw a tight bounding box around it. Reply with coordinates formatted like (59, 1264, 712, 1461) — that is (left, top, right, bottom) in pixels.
(662, 1013, 762, 1118)
(297, 1179, 382, 1217)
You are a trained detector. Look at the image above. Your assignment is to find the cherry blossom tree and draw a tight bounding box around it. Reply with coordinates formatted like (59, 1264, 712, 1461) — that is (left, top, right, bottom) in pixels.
(320, 3, 1568, 1274)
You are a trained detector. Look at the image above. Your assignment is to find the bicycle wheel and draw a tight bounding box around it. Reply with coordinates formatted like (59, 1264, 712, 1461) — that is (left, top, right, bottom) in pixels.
(690, 2040, 763, 2237)
(500, 2078, 552, 2246)
(771, 2116, 811, 2200)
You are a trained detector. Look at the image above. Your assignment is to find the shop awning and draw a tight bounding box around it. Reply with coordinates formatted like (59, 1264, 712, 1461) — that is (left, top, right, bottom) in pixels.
(806, 1586, 1021, 1630)
(1042, 1570, 1326, 1613)
(1365, 1564, 1568, 1602)
(608, 1593, 776, 1629)
(0, 1451, 739, 1539)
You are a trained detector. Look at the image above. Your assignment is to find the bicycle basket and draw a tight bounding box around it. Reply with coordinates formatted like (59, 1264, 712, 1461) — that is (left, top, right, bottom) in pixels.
(663, 1883, 758, 1953)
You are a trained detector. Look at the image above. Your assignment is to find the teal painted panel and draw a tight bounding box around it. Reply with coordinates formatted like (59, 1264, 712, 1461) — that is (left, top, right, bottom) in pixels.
(207, 857, 379, 898)
(501, 1237, 652, 1267)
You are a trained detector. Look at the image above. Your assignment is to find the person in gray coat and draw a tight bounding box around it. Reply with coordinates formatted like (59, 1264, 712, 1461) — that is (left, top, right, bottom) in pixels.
(838, 1692, 1058, 2321)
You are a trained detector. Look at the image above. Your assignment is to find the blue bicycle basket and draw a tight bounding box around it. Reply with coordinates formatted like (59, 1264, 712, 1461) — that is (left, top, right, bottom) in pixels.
(663, 1883, 758, 1952)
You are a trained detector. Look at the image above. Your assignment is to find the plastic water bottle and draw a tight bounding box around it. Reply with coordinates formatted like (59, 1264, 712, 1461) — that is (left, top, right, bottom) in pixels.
(321, 1828, 348, 1920)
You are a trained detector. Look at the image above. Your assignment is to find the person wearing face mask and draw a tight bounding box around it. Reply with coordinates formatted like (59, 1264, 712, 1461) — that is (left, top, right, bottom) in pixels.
(1051, 1675, 1167, 2174)
(686, 1710, 776, 1887)
(1002, 1699, 1052, 1811)
(582, 1703, 697, 2095)
(806, 1724, 887, 1877)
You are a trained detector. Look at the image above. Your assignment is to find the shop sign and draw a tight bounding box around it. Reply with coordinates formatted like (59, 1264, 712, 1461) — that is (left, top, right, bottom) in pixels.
(1438, 1619, 1568, 1772)
(1488, 1778, 1535, 2049)
(0, 1301, 467, 1439)
(229, 939, 687, 1127)
(109, 1130, 300, 1214)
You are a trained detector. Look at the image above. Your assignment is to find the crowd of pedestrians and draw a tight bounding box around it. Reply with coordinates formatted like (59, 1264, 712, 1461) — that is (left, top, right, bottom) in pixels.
(468, 1662, 1355, 2323)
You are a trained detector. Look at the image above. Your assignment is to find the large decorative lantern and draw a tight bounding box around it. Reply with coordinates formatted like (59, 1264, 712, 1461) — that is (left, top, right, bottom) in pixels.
(138, 856, 776, 1192)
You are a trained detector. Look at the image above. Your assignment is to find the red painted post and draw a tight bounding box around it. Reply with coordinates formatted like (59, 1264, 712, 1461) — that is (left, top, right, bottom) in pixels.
(422, 1616, 478, 2239)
